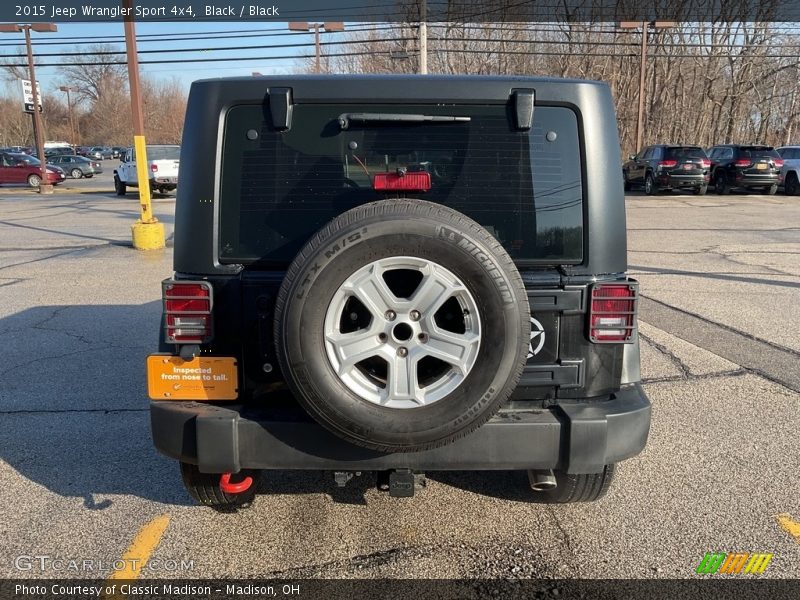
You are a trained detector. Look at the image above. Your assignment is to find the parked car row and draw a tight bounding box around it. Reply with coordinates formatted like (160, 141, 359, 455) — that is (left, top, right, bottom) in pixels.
(0, 152, 66, 187)
(2, 145, 127, 161)
(623, 143, 798, 195)
(0, 150, 105, 186)
(76, 146, 126, 160)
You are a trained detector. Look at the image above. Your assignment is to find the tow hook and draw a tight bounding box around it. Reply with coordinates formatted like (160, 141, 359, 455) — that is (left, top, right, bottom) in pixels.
(219, 472, 254, 494)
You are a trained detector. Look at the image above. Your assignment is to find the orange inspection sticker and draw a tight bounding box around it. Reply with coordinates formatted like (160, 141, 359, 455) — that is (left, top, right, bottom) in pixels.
(146, 355, 238, 401)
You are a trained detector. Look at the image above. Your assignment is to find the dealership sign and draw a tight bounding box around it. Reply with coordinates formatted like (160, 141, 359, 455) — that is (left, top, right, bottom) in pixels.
(20, 79, 43, 113)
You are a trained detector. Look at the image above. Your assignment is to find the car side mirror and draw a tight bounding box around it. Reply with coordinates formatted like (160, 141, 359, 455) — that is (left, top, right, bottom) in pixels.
(628, 154, 636, 161)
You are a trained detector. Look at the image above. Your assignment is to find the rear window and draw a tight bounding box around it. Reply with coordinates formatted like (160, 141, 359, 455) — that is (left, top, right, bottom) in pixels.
(219, 104, 584, 265)
(145, 147, 180, 160)
(665, 146, 707, 159)
(739, 146, 780, 160)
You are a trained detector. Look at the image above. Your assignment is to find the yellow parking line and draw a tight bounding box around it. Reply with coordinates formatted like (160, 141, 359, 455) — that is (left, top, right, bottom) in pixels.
(107, 514, 170, 580)
(775, 513, 800, 543)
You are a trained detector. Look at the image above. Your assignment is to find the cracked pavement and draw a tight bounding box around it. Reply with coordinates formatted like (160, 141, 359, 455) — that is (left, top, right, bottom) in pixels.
(0, 181, 798, 580)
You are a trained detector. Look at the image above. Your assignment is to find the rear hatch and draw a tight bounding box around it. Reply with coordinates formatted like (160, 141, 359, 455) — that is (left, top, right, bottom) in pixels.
(662, 146, 709, 176)
(213, 99, 634, 402)
(736, 146, 782, 180)
(147, 146, 180, 182)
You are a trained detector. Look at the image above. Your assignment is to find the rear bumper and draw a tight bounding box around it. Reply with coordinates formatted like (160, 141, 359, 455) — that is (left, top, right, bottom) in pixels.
(151, 383, 651, 475)
(150, 177, 177, 189)
(734, 174, 780, 188)
(659, 173, 708, 187)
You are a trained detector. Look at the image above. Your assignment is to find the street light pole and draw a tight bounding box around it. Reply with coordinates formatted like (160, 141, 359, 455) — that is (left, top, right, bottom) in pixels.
(123, 0, 165, 250)
(59, 85, 77, 145)
(289, 22, 345, 73)
(0, 22, 57, 194)
(619, 20, 676, 153)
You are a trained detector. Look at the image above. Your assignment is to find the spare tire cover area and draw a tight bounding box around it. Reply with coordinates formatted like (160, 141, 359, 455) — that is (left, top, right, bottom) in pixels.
(274, 199, 530, 453)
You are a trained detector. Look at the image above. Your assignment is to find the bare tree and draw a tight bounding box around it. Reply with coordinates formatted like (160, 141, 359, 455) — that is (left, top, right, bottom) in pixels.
(59, 44, 127, 103)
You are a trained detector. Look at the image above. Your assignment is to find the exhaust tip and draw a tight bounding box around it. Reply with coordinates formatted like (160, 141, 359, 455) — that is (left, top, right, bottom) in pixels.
(528, 469, 557, 492)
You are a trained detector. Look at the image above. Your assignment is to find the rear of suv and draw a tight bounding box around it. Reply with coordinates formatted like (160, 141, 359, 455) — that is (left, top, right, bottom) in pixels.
(622, 144, 710, 195)
(148, 75, 651, 508)
(708, 144, 784, 195)
(776, 146, 800, 195)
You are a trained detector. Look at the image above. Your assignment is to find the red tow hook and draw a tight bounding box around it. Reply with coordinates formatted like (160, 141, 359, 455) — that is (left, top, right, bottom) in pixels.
(219, 472, 253, 494)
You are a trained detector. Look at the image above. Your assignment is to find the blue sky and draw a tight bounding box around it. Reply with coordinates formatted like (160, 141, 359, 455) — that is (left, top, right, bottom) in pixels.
(0, 21, 354, 95)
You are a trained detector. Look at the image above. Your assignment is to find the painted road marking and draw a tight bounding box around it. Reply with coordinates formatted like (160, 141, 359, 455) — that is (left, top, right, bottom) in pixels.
(775, 513, 800, 543)
(107, 514, 170, 580)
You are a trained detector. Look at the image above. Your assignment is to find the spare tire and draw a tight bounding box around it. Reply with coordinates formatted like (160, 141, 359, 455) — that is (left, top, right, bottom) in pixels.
(274, 199, 530, 452)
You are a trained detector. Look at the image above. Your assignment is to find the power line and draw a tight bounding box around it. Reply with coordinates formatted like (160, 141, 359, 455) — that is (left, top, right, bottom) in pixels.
(7, 34, 800, 62)
(5, 21, 800, 50)
(0, 23, 401, 47)
(9, 47, 800, 69)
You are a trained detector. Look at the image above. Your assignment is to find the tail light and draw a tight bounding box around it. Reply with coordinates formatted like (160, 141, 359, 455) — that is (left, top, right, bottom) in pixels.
(701, 159, 711, 168)
(589, 283, 638, 343)
(774, 158, 784, 168)
(658, 159, 677, 168)
(373, 171, 431, 192)
(163, 280, 213, 344)
(151, 163, 158, 172)
(734, 159, 751, 167)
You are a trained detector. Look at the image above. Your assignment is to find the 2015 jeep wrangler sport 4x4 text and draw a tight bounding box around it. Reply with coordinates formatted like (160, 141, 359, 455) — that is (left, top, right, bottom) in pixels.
(148, 75, 651, 508)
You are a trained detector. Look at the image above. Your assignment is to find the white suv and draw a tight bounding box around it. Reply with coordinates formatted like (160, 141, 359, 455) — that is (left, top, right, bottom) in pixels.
(776, 146, 800, 195)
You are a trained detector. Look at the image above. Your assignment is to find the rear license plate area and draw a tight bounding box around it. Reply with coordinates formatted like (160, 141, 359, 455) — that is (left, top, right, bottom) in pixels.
(147, 355, 238, 400)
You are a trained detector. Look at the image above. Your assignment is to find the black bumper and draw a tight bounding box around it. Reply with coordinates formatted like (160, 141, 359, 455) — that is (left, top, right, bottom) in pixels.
(736, 175, 780, 188)
(151, 384, 650, 475)
(659, 174, 707, 188)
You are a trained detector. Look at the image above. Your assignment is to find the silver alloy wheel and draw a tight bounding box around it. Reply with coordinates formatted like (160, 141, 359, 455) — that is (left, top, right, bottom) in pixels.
(324, 256, 481, 409)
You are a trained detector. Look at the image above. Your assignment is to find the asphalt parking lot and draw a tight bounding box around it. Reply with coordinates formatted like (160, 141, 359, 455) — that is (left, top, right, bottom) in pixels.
(0, 173, 798, 580)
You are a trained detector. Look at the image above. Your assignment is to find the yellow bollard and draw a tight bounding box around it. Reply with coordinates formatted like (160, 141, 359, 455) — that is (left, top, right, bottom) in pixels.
(130, 134, 165, 250)
(131, 219, 165, 250)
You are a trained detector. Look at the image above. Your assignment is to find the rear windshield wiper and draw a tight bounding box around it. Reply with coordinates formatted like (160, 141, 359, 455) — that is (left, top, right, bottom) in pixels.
(338, 113, 471, 130)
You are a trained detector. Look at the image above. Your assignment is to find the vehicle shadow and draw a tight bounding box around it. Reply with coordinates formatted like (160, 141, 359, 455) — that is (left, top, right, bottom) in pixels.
(426, 470, 540, 503)
(253, 469, 539, 506)
(255, 470, 377, 506)
(0, 302, 192, 508)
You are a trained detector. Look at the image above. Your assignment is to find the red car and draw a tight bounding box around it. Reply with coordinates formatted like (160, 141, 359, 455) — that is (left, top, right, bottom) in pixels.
(0, 152, 65, 187)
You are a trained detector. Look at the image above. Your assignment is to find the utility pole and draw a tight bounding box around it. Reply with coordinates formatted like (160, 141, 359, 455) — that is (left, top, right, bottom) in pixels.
(619, 20, 676, 153)
(288, 22, 345, 73)
(0, 23, 57, 194)
(124, 0, 165, 250)
(419, 0, 427, 74)
(59, 85, 78, 145)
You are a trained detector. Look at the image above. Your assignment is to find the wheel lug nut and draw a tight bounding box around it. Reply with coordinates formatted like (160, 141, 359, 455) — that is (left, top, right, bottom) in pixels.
(409, 310, 421, 321)
(397, 347, 408, 357)
(385, 310, 396, 321)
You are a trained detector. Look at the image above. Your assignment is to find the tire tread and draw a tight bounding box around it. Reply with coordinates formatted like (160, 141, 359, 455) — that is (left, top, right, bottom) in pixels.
(536, 464, 615, 503)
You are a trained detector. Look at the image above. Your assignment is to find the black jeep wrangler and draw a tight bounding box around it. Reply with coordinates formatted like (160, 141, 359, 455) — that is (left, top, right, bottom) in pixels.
(148, 75, 650, 507)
